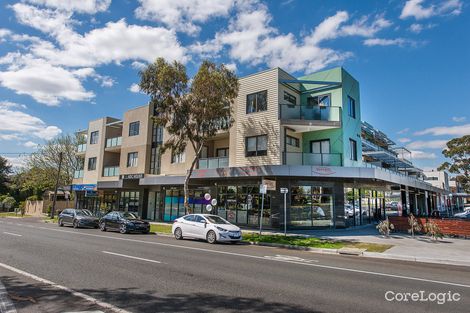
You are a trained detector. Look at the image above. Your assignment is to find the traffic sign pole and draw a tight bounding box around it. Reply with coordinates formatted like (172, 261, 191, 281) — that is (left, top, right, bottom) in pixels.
(280, 187, 289, 236)
(259, 184, 267, 235)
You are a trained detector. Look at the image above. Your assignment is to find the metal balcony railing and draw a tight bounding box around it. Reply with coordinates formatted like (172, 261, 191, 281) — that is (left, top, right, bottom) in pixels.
(73, 170, 84, 178)
(280, 104, 341, 122)
(77, 144, 86, 153)
(283, 152, 342, 166)
(105, 136, 122, 148)
(197, 157, 229, 169)
(103, 166, 119, 177)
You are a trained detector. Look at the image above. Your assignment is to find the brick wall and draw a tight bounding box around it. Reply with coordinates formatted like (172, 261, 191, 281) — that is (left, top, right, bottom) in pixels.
(389, 216, 470, 237)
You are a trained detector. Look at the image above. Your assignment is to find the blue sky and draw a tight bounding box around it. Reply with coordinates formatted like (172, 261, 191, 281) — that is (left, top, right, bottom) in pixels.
(0, 0, 468, 170)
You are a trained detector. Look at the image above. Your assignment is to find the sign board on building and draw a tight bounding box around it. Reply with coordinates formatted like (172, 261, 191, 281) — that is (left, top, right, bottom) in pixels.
(260, 184, 267, 194)
(120, 173, 144, 180)
(72, 184, 97, 191)
(262, 179, 276, 191)
(280, 187, 289, 194)
(85, 190, 98, 197)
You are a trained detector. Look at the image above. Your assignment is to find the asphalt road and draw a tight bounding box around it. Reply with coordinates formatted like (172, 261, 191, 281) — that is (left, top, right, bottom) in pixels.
(0, 218, 469, 313)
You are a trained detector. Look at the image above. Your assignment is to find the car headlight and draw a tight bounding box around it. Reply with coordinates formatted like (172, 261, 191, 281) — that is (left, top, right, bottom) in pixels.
(215, 226, 228, 232)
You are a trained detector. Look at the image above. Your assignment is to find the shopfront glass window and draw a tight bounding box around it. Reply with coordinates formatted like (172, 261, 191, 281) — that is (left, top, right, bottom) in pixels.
(290, 185, 333, 228)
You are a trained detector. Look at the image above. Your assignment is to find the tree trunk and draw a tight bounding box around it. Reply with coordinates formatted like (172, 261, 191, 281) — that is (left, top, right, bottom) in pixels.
(184, 145, 204, 214)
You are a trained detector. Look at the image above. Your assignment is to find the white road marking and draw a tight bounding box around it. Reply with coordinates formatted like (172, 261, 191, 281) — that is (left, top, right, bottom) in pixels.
(264, 255, 318, 263)
(0, 279, 17, 313)
(0, 262, 131, 313)
(102, 251, 162, 264)
(2, 220, 470, 289)
(2, 232, 22, 237)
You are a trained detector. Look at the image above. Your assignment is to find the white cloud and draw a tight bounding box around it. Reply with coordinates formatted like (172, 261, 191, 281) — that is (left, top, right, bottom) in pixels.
(25, 0, 111, 14)
(4, 156, 27, 168)
(400, 0, 463, 20)
(131, 61, 147, 70)
(397, 137, 411, 143)
(23, 141, 39, 148)
(225, 63, 237, 72)
(363, 38, 411, 47)
(135, 0, 234, 35)
(0, 56, 95, 105)
(410, 150, 437, 159)
(452, 116, 466, 122)
(406, 140, 448, 149)
(397, 128, 410, 134)
(409, 23, 435, 33)
(129, 83, 140, 93)
(414, 124, 470, 136)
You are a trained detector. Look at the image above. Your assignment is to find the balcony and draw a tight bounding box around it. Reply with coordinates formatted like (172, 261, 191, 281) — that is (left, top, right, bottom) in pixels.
(284, 152, 342, 166)
(73, 169, 84, 179)
(197, 157, 229, 169)
(103, 166, 119, 177)
(77, 144, 86, 154)
(105, 136, 122, 150)
(279, 105, 341, 132)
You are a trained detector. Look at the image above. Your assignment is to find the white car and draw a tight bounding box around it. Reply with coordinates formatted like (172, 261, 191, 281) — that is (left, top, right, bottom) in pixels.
(172, 214, 242, 244)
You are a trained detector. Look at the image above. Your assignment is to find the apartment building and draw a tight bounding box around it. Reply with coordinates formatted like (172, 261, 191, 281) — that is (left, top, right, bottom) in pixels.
(72, 67, 448, 229)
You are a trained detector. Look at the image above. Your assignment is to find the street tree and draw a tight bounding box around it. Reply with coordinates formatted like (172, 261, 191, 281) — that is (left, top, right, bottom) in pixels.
(438, 135, 470, 192)
(0, 156, 12, 195)
(139, 58, 239, 212)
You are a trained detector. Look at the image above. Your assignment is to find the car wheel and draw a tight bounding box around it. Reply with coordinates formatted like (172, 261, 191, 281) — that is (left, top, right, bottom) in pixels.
(174, 227, 183, 240)
(73, 220, 79, 229)
(206, 230, 217, 244)
(58, 219, 64, 227)
(119, 224, 127, 234)
(100, 222, 106, 232)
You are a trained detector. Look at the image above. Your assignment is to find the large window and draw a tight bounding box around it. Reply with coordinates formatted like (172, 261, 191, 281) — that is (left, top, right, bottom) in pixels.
(119, 191, 139, 213)
(348, 96, 356, 118)
(290, 185, 333, 227)
(89, 131, 99, 144)
(307, 94, 330, 107)
(284, 91, 296, 105)
(286, 135, 299, 147)
(349, 138, 357, 161)
(87, 157, 96, 171)
(129, 121, 140, 136)
(246, 90, 267, 113)
(216, 148, 229, 157)
(127, 152, 138, 167)
(246, 135, 267, 157)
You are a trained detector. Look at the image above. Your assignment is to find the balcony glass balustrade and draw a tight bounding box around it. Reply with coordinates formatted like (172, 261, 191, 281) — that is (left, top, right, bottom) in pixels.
(105, 136, 122, 148)
(103, 166, 120, 177)
(280, 104, 341, 122)
(73, 169, 84, 178)
(197, 157, 229, 169)
(77, 144, 86, 153)
(284, 152, 342, 166)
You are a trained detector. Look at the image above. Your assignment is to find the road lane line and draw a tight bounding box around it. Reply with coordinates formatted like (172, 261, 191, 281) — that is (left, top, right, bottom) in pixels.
(0, 262, 131, 313)
(102, 251, 162, 264)
(3, 221, 470, 289)
(0, 279, 17, 313)
(3, 232, 22, 237)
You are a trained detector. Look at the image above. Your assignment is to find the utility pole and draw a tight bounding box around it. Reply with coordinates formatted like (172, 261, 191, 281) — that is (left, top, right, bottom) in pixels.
(51, 152, 63, 219)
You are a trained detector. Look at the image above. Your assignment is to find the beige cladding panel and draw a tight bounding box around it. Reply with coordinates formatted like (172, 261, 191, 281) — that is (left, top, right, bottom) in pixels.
(233, 68, 281, 167)
(82, 118, 105, 184)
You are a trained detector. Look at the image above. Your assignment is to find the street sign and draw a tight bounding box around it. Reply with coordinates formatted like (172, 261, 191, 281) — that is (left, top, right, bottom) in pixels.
(280, 187, 288, 194)
(260, 184, 267, 194)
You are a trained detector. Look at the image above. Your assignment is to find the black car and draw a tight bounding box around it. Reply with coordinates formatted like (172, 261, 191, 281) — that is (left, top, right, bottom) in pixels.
(58, 209, 99, 228)
(99, 211, 150, 234)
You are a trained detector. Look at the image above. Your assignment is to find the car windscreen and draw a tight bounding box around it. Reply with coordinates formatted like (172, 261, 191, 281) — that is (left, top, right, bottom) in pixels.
(82, 210, 93, 216)
(75, 210, 87, 216)
(120, 212, 139, 220)
(206, 215, 229, 224)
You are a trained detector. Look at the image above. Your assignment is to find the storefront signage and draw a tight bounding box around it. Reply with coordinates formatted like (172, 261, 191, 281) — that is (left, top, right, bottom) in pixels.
(120, 173, 144, 180)
(72, 184, 97, 191)
(262, 179, 276, 191)
(312, 167, 336, 176)
(85, 190, 98, 197)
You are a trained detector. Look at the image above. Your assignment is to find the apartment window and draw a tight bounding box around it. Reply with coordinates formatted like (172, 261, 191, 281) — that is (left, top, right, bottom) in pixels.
(307, 94, 330, 107)
(89, 131, 99, 144)
(284, 91, 296, 106)
(149, 147, 161, 174)
(127, 152, 138, 167)
(171, 151, 186, 164)
(349, 139, 357, 161)
(246, 90, 267, 114)
(348, 96, 356, 118)
(129, 121, 140, 136)
(311, 140, 330, 154)
(246, 135, 267, 157)
(286, 135, 300, 147)
(87, 157, 97, 171)
(216, 148, 229, 157)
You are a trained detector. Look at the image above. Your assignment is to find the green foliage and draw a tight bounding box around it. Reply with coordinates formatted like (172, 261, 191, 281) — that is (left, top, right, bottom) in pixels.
(2, 196, 16, 210)
(27, 195, 40, 201)
(438, 135, 470, 192)
(424, 220, 443, 240)
(0, 156, 12, 194)
(407, 213, 422, 237)
(139, 58, 239, 210)
(376, 218, 394, 237)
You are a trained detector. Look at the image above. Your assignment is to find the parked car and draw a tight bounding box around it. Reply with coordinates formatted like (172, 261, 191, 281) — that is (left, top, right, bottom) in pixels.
(58, 208, 99, 228)
(454, 211, 470, 219)
(99, 211, 150, 234)
(172, 214, 242, 244)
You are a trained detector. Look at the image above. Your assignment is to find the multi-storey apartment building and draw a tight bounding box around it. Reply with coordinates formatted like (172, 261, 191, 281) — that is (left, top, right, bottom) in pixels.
(72, 67, 448, 229)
